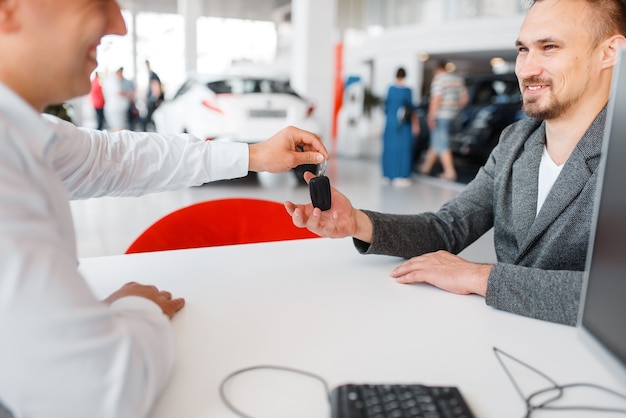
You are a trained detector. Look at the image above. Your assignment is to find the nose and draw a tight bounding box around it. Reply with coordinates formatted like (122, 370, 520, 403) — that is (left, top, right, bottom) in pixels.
(515, 50, 542, 81)
(105, 1, 128, 36)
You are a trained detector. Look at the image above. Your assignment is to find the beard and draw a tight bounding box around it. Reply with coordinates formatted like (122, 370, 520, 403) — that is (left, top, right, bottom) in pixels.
(522, 94, 572, 120)
(520, 76, 584, 120)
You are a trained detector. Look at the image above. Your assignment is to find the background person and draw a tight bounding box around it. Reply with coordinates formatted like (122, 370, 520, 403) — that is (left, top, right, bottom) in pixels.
(381, 67, 419, 187)
(103, 66, 135, 131)
(143, 59, 163, 132)
(420, 60, 468, 181)
(0, 1, 328, 418)
(89, 72, 106, 130)
(286, 0, 626, 327)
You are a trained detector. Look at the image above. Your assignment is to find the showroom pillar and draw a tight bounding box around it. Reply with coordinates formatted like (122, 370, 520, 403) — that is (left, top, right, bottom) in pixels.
(290, 0, 337, 145)
(178, 0, 201, 75)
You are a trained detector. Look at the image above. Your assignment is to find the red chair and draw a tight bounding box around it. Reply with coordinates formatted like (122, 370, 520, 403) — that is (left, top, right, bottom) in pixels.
(126, 198, 319, 254)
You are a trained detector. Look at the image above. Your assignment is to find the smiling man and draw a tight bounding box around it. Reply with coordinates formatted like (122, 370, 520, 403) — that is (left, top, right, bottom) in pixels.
(0, 1, 327, 418)
(286, 0, 626, 326)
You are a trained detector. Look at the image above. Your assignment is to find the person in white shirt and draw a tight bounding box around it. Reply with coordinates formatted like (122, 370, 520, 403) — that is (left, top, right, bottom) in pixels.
(0, 1, 328, 418)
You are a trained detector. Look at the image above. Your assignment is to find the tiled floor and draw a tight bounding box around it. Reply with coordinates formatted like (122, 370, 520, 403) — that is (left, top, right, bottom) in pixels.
(71, 156, 495, 262)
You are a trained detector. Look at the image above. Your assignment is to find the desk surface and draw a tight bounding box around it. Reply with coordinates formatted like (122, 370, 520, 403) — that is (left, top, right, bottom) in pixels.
(80, 238, 626, 417)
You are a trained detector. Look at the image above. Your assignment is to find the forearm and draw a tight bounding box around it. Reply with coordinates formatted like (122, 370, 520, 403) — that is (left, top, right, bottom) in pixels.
(45, 116, 248, 199)
(355, 199, 492, 260)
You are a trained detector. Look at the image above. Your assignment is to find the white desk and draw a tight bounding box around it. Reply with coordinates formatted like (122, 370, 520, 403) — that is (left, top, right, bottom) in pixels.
(80, 238, 626, 418)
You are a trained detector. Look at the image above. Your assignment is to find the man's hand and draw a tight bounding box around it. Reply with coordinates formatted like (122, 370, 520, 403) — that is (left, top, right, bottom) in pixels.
(284, 172, 374, 242)
(104, 282, 185, 319)
(390, 250, 491, 296)
(248, 126, 328, 173)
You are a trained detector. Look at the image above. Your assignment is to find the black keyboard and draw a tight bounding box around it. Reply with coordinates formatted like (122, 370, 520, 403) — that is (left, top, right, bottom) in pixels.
(331, 383, 476, 418)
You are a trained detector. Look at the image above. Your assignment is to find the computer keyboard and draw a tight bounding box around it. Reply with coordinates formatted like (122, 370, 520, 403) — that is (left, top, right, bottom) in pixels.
(330, 383, 475, 418)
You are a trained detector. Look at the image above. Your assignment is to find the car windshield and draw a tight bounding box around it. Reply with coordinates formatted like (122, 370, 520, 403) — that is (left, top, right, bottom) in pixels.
(206, 78, 300, 97)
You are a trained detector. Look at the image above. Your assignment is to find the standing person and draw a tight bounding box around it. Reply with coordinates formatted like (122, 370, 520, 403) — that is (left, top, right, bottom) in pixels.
(143, 59, 163, 132)
(419, 60, 468, 181)
(89, 72, 106, 130)
(286, 0, 626, 327)
(103, 66, 134, 131)
(0, 1, 328, 418)
(381, 67, 419, 187)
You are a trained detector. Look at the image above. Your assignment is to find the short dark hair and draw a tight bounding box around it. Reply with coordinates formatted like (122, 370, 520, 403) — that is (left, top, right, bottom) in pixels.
(396, 68, 406, 79)
(528, 0, 626, 46)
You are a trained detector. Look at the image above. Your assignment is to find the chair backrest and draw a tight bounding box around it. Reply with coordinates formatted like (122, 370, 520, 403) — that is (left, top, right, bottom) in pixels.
(125, 198, 319, 254)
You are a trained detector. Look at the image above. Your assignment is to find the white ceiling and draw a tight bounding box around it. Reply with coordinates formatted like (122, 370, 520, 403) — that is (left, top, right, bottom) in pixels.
(118, 0, 291, 22)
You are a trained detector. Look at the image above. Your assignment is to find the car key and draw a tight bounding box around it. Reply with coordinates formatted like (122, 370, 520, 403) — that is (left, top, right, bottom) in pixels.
(309, 159, 331, 211)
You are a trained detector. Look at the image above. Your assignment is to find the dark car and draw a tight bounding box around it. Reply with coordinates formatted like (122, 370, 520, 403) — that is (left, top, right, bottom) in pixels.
(448, 72, 524, 163)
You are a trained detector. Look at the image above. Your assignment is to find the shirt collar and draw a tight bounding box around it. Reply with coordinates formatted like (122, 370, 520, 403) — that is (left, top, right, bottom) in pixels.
(0, 82, 57, 158)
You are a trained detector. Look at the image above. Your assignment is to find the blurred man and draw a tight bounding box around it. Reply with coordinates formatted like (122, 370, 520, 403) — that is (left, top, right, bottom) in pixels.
(420, 60, 468, 181)
(0, 1, 327, 417)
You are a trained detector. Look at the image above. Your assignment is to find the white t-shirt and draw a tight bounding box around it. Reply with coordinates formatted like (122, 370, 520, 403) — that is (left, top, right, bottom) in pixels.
(0, 82, 248, 418)
(537, 145, 564, 215)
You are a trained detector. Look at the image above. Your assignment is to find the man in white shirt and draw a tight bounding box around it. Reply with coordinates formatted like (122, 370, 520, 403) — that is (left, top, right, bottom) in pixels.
(0, 1, 327, 418)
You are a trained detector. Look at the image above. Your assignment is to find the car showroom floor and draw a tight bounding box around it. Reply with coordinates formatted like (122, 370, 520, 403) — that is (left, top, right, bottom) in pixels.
(71, 155, 494, 262)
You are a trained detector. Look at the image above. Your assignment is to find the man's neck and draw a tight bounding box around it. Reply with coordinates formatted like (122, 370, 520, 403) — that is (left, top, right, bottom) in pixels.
(544, 99, 608, 165)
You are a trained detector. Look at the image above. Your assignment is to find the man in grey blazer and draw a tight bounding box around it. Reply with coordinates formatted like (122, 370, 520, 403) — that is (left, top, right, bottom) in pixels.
(286, 0, 626, 326)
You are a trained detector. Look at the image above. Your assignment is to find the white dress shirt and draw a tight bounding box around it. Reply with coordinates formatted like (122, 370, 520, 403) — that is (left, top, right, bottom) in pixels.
(0, 82, 248, 418)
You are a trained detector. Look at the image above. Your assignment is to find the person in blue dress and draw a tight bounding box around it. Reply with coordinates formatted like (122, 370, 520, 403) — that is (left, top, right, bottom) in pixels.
(382, 67, 418, 187)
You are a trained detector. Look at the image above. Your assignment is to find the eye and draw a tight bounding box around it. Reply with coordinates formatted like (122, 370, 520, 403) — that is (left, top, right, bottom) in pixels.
(544, 44, 557, 51)
(517, 46, 528, 54)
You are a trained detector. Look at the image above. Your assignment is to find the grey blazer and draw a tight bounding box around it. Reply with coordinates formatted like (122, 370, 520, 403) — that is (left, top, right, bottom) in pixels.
(356, 108, 606, 326)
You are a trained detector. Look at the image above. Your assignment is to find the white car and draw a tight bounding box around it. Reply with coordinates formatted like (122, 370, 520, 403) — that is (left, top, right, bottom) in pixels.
(153, 74, 321, 143)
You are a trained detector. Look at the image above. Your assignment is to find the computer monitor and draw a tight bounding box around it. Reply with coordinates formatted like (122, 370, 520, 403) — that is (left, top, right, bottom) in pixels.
(578, 47, 626, 385)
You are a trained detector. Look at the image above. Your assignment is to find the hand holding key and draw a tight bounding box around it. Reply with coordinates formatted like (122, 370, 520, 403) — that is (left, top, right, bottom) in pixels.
(284, 162, 374, 242)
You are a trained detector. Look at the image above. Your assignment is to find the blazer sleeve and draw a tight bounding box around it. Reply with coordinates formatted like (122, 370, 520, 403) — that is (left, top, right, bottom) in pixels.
(487, 263, 582, 326)
(353, 160, 497, 259)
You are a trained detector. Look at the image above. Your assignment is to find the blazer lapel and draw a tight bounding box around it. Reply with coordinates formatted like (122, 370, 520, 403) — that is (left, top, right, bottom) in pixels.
(511, 123, 545, 246)
(518, 108, 606, 257)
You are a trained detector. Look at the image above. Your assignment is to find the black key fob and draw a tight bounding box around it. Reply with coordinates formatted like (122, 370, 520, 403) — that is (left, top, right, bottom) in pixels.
(309, 175, 331, 211)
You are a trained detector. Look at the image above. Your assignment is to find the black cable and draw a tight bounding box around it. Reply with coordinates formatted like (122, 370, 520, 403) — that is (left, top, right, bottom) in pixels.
(527, 382, 626, 414)
(219, 364, 332, 418)
(493, 346, 626, 417)
(220, 350, 626, 417)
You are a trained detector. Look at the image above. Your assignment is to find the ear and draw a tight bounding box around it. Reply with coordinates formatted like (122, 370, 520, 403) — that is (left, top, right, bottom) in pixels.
(0, 0, 19, 33)
(600, 35, 626, 70)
